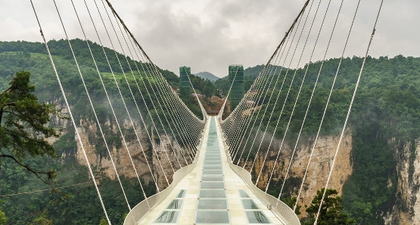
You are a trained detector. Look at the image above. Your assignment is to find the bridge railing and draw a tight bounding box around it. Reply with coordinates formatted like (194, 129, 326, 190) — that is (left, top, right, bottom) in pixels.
(217, 117, 301, 225)
(229, 164, 301, 225)
(123, 120, 208, 224)
(123, 158, 198, 224)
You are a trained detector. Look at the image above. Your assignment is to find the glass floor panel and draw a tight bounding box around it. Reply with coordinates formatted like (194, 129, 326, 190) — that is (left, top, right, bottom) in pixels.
(203, 165, 222, 168)
(200, 182, 224, 189)
(204, 159, 221, 162)
(246, 211, 270, 224)
(242, 199, 259, 209)
(202, 170, 223, 174)
(203, 170, 223, 175)
(154, 211, 180, 223)
(239, 190, 249, 198)
(199, 190, 226, 198)
(197, 199, 227, 209)
(176, 190, 185, 198)
(196, 211, 229, 224)
(205, 154, 220, 156)
(205, 155, 220, 158)
(204, 161, 222, 165)
(205, 155, 221, 158)
(203, 167, 223, 171)
(202, 175, 224, 182)
(203, 165, 223, 169)
(166, 199, 183, 209)
(205, 156, 221, 159)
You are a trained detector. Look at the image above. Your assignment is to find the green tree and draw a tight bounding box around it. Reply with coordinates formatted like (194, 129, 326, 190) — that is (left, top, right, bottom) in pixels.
(0, 206, 7, 225)
(303, 188, 356, 225)
(0, 71, 62, 184)
(30, 212, 52, 225)
(99, 218, 108, 225)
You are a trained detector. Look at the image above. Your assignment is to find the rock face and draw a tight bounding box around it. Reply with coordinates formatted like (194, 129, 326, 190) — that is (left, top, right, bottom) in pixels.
(384, 140, 420, 225)
(250, 130, 353, 216)
(70, 116, 420, 224)
(72, 117, 353, 215)
(73, 119, 186, 191)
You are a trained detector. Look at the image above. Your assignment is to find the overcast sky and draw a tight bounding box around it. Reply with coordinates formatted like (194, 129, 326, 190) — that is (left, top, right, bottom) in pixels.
(0, 0, 419, 77)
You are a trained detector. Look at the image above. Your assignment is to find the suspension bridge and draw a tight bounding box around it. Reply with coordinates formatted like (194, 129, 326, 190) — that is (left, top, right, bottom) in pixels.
(22, 0, 384, 224)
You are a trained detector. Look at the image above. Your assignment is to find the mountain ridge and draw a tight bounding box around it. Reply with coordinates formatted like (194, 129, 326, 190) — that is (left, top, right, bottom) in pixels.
(194, 71, 219, 82)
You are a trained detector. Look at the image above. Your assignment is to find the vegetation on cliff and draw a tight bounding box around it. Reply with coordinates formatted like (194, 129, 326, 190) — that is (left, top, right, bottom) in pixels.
(1, 38, 420, 224)
(225, 55, 420, 224)
(0, 40, 162, 224)
(0, 71, 62, 184)
(302, 188, 356, 225)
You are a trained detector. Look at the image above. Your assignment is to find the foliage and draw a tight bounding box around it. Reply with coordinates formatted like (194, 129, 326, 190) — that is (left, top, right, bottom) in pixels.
(189, 74, 217, 98)
(0, 153, 155, 224)
(302, 188, 356, 225)
(30, 212, 52, 225)
(230, 55, 420, 224)
(0, 71, 62, 184)
(178, 87, 203, 120)
(0, 41, 160, 224)
(99, 218, 108, 225)
(0, 206, 6, 225)
(282, 195, 301, 215)
(2, 39, 420, 224)
(213, 64, 265, 96)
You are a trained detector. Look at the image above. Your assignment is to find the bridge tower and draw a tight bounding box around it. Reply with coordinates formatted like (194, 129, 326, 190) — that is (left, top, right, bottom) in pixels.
(179, 66, 191, 97)
(228, 65, 244, 110)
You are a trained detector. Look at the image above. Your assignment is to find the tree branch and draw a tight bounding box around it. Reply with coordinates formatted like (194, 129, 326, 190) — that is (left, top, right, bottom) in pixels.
(5, 102, 16, 107)
(0, 154, 55, 185)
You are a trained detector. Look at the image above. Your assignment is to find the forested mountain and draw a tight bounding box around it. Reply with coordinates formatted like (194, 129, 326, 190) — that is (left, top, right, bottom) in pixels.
(0, 40, 185, 224)
(226, 56, 420, 224)
(213, 65, 262, 95)
(1, 39, 420, 224)
(194, 71, 219, 82)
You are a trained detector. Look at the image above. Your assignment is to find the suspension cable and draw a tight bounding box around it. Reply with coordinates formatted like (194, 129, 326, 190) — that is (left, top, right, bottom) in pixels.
(29, 1, 111, 223)
(279, 0, 344, 199)
(265, 0, 321, 192)
(275, 0, 334, 199)
(98, 0, 184, 172)
(56, 0, 133, 210)
(314, 1, 384, 224)
(81, 0, 152, 205)
(294, 0, 362, 211)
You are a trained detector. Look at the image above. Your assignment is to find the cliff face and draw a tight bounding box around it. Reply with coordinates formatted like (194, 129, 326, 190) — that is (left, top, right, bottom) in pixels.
(251, 130, 353, 215)
(71, 117, 353, 214)
(69, 117, 420, 224)
(248, 130, 420, 224)
(384, 140, 420, 225)
(73, 119, 185, 191)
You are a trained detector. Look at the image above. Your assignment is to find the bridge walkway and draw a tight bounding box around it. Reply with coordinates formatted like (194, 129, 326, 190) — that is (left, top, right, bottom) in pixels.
(137, 117, 285, 224)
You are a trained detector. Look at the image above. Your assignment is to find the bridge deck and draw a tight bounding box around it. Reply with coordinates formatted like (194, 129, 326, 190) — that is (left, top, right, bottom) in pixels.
(137, 117, 285, 224)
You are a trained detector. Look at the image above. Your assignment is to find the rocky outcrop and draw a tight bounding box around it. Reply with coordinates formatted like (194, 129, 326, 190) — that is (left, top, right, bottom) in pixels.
(384, 140, 420, 225)
(69, 115, 420, 224)
(73, 119, 186, 191)
(250, 130, 353, 216)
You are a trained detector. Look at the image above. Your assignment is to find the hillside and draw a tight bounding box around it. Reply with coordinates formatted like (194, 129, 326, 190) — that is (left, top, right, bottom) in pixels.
(214, 65, 266, 96)
(0, 40, 189, 224)
(1, 39, 420, 224)
(194, 71, 219, 82)
(226, 56, 420, 224)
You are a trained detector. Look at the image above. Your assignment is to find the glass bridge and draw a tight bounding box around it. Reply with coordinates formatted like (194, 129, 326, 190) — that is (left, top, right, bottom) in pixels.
(124, 117, 299, 224)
